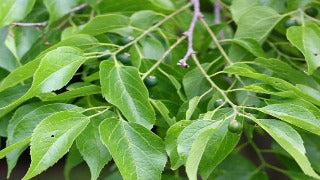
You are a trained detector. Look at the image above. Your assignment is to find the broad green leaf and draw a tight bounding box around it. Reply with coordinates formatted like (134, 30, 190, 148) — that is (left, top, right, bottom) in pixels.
(254, 58, 315, 87)
(183, 109, 239, 180)
(99, 118, 167, 180)
(64, 144, 84, 180)
(0, 34, 98, 92)
(76, 117, 111, 180)
(130, 10, 162, 30)
(230, 0, 260, 23)
(224, 63, 320, 106)
(99, 61, 155, 129)
(183, 63, 211, 99)
(44, 0, 84, 25)
(38, 84, 101, 101)
(78, 14, 129, 35)
(230, 38, 266, 57)
(6, 103, 79, 176)
(260, 100, 320, 136)
(140, 38, 165, 60)
(254, 119, 319, 178)
(234, 6, 282, 41)
(198, 110, 241, 179)
(177, 120, 222, 166)
(150, 99, 176, 126)
(165, 120, 192, 170)
(228, 6, 282, 61)
(287, 24, 320, 74)
(5, 27, 40, 61)
(22, 111, 89, 180)
(0, 0, 36, 27)
(98, 0, 175, 13)
(0, 46, 85, 118)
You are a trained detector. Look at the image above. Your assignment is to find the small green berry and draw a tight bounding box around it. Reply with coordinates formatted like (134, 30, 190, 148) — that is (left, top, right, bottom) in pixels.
(117, 53, 131, 65)
(284, 19, 298, 28)
(305, 7, 318, 17)
(228, 120, 242, 134)
(144, 75, 158, 87)
(120, 36, 134, 45)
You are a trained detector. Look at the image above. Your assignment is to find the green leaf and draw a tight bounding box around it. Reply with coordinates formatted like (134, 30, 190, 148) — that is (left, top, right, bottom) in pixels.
(38, 84, 101, 101)
(260, 100, 320, 136)
(130, 10, 162, 30)
(150, 99, 176, 126)
(6, 103, 79, 177)
(98, 0, 175, 13)
(287, 24, 320, 74)
(23, 111, 89, 180)
(99, 61, 155, 129)
(76, 117, 111, 180)
(254, 58, 315, 87)
(0, 34, 98, 93)
(165, 120, 192, 170)
(0, 0, 36, 27)
(140, 38, 165, 60)
(254, 119, 319, 178)
(99, 118, 167, 180)
(230, 38, 266, 57)
(198, 111, 241, 179)
(186, 96, 201, 120)
(78, 14, 129, 35)
(234, 6, 282, 41)
(183, 63, 211, 99)
(44, 0, 84, 25)
(181, 109, 240, 180)
(0, 28, 17, 72)
(0, 46, 85, 118)
(230, 0, 260, 23)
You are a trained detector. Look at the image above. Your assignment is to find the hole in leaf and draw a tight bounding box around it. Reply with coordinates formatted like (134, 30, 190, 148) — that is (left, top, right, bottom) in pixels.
(314, 53, 318, 56)
(51, 135, 55, 138)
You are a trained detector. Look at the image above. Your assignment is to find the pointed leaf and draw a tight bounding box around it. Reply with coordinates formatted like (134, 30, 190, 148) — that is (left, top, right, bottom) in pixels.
(6, 103, 79, 176)
(99, 118, 167, 180)
(254, 119, 319, 178)
(99, 61, 155, 129)
(22, 111, 89, 180)
(76, 117, 111, 180)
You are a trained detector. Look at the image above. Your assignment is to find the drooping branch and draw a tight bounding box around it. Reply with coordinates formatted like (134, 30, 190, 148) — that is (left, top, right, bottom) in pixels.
(177, 0, 203, 68)
(11, 3, 88, 27)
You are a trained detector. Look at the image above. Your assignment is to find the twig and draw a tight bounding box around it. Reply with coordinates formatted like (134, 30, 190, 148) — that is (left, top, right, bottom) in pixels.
(11, 3, 88, 27)
(177, 0, 203, 68)
(12, 21, 48, 27)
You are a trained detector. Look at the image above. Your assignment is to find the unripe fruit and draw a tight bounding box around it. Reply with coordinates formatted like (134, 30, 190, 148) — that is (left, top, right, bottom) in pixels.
(228, 120, 242, 134)
(305, 7, 318, 17)
(120, 36, 134, 45)
(144, 75, 158, 87)
(284, 19, 298, 28)
(117, 53, 131, 65)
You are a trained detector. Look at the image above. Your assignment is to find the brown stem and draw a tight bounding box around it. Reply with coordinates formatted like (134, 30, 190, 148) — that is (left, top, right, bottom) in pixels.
(177, 0, 203, 68)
